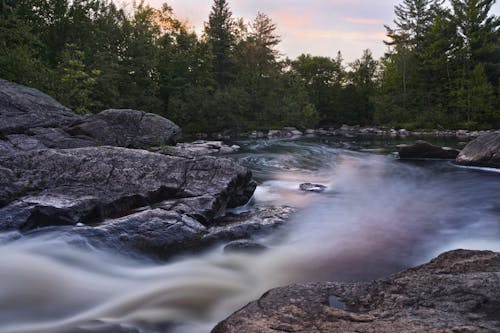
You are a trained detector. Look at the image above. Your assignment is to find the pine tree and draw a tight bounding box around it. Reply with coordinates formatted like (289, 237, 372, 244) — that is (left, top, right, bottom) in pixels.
(449, 0, 500, 125)
(205, 0, 235, 88)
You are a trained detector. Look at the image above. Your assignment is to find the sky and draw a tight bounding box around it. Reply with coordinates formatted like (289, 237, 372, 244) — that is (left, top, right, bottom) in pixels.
(140, 0, 500, 63)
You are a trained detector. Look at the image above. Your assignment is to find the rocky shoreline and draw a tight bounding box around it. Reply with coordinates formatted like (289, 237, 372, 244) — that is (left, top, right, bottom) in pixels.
(213, 250, 500, 333)
(1, 79, 500, 332)
(0, 79, 284, 258)
(198, 124, 495, 141)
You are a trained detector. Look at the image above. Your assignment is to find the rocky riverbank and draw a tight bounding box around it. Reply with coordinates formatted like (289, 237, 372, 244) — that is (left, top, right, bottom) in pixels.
(213, 249, 500, 333)
(197, 124, 495, 141)
(2, 79, 500, 332)
(0, 79, 288, 258)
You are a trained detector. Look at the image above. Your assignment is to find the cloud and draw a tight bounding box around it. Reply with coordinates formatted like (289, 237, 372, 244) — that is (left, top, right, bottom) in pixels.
(269, 7, 315, 29)
(298, 29, 385, 41)
(343, 17, 385, 25)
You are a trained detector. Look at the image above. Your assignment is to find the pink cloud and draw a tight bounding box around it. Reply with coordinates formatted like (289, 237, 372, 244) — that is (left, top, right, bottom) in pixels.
(269, 7, 315, 29)
(298, 29, 385, 41)
(343, 17, 384, 25)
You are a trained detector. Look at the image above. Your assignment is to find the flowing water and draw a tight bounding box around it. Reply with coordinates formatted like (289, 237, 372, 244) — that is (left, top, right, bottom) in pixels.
(1, 137, 499, 333)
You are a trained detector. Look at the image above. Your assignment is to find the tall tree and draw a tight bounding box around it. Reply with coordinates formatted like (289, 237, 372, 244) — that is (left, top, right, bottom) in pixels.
(380, 0, 444, 125)
(205, 0, 235, 88)
(449, 0, 500, 125)
(347, 49, 379, 124)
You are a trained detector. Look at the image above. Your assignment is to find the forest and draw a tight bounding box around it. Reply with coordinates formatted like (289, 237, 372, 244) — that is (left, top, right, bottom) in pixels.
(1, 0, 499, 131)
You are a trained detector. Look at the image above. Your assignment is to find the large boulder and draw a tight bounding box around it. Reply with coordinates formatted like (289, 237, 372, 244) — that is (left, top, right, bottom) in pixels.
(0, 79, 97, 150)
(68, 109, 181, 148)
(213, 250, 500, 333)
(0, 147, 256, 232)
(456, 131, 500, 168)
(397, 140, 459, 159)
(0, 79, 80, 135)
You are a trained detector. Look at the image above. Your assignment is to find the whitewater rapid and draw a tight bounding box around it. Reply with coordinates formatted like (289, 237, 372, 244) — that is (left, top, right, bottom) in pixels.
(1, 138, 499, 333)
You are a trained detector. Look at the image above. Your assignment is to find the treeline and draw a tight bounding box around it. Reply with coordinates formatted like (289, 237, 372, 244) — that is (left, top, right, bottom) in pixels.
(378, 0, 500, 129)
(1, 0, 499, 131)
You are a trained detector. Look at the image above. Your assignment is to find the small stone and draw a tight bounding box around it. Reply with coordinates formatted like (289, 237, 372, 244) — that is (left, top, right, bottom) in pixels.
(299, 183, 327, 193)
(223, 240, 267, 254)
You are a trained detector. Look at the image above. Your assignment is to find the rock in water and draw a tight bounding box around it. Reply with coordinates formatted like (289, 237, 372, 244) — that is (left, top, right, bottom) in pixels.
(0, 79, 80, 135)
(212, 250, 500, 333)
(299, 183, 327, 193)
(68, 109, 181, 148)
(0, 147, 255, 232)
(456, 131, 500, 168)
(223, 240, 267, 253)
(397, 140, 459, 159)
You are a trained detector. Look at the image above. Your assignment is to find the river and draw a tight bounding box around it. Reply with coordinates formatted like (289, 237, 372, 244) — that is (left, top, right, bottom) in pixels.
(0, 136, 499, 333)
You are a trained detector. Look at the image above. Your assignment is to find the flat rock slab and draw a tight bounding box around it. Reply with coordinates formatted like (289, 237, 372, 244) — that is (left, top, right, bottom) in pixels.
(213, 250, 500, 333)
(397, 140, 459, 159)
(456, 131, 500, 168)
(0, 147, 255, 232)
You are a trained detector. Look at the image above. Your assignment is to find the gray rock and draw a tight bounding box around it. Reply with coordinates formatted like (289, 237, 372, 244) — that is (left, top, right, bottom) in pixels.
(73, 208, 209, 258)
(154, 140, 240, 158)
(23, 206, 293, 259)
(397, 140, 459, 159)
(456, 131, 500, 168)
(213, 250, 500, 333)
(204, 206, 295, 244)
(0, 79, 80, 135)
(0, 140, 15, 155)
(0, 147, 256, 232)
(26, 127, 96, 149)
(223, 240, 267, 253)
(68, 109, 181, 149)
(5, 134, 47, 150)
(299, 183, 327, 193)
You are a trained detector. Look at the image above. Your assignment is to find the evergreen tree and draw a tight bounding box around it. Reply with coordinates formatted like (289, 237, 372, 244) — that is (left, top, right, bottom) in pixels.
(348, 49, 379, 124)
(449, 0, 500, 125)
(56, 43, 100, 114)
(205, 0, 235, 88)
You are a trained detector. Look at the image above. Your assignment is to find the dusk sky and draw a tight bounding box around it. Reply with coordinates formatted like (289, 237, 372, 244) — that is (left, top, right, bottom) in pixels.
(143, 0, 500, 62)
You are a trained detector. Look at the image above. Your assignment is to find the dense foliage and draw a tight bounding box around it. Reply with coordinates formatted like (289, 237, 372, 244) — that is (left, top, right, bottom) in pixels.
(1, 0, 499, 131)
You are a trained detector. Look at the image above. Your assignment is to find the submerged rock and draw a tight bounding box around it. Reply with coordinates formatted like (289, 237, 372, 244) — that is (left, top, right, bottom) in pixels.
(67, 109, 181, 149)
(213, 249, 500, 333)
(397, 140, 459, 159)
(223, 240, 267, 254)
(456, 131, 500, 168)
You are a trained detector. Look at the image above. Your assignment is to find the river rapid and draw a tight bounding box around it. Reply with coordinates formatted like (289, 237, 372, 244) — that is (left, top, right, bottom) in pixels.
(0, 137, 499, 333)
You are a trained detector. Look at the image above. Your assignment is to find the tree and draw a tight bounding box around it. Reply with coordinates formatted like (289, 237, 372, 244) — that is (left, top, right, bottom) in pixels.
(449, 0, 500, 125)
(291, 54, 344, 124)
(118, 1, 163, 112)
(56, 43, 100, 114)
(0, 0, 51, 88)
(379, 0, 445, 126)
(205, 0, 235, 88)
(347, 49, 379, 124)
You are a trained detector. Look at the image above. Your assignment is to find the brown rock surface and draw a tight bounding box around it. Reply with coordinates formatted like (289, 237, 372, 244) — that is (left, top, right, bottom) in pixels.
(213, 250, 500, 333)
